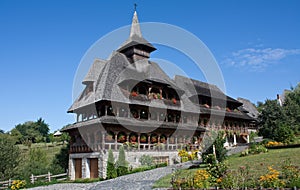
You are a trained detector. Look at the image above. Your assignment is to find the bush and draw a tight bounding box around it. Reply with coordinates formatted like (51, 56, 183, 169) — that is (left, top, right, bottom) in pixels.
(203, 154, 217, 164)
(106, 149, 117, 179)
(139, 155, 154, 166)
(116, 146, 128, 176)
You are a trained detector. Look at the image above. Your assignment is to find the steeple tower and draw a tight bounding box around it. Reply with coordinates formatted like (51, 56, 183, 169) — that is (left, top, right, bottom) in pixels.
(117, 10, 156, 63)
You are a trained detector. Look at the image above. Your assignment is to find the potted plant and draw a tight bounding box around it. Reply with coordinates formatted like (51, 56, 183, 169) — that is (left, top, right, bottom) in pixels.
(105, 134, 114, 142)
(131, 91, 138, 97)
(160, 136, 166, 143)
(172, 98, 177, 104)
(140, 135, 147, 143)
(117, 134, 126, 143)
(151, 135, 158, 143)
(130, 135, 137, 142)
(157, 93, 162, 99)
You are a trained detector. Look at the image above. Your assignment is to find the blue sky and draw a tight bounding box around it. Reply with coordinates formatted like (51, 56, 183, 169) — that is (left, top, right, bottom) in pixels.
(0, 0, 299, 132)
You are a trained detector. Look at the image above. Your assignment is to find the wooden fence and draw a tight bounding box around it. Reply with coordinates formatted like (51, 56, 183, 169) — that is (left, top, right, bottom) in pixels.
(0, 171, 68, 189)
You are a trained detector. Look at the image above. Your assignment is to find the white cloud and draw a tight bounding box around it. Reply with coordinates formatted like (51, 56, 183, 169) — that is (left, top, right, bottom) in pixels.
(223, 48, 300, 71)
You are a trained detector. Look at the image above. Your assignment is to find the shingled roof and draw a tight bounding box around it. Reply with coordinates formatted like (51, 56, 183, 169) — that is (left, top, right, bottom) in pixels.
(117, 11, 156, 53)
(67, 10, 254, 124)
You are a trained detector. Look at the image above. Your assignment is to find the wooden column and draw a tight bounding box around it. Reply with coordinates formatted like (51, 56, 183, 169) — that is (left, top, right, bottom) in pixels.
(148, 135, 151, 150)
(138, 133, 140, 151)
(101, 132, 105, 150)
(175, 136, 178, 149)
(114, 133, 118, 150)
(166, 136, 169, 150)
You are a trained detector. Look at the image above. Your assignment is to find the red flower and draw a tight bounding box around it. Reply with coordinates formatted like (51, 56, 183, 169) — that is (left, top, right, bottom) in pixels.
(131, 91, 138, 97)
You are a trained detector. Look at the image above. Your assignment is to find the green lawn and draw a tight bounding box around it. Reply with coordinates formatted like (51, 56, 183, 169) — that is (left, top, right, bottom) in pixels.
(153, 147, 300, 188)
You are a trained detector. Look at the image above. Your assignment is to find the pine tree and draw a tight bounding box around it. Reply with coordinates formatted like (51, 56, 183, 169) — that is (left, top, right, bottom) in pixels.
(116, 146, 128, 176)
(106, 149, 117, 179)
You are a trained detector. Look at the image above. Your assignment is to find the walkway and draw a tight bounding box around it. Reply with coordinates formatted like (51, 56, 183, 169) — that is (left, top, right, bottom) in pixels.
(28, 162, 192, 190)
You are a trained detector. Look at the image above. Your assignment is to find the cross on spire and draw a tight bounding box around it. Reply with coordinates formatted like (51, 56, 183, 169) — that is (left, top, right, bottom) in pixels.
(134, 3, 137, 11)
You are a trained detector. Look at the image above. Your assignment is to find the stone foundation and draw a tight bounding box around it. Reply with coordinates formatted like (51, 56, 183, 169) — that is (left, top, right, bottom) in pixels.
(68, 150, 179, 180)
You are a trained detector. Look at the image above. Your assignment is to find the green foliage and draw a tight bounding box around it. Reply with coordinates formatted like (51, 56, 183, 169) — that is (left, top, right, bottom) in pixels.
(203, 131, 227, 162)
(12, 118, 50, 143)
(106, 149, 117, 179)
(281, 159, 300, 188)
(203, 154, 217, 164)
(207, 161, 228, 182)
(116, 146, 128, 176)
(259, 84, 300, 143)
(50, 144, 69, 174)
(139, 154, 154, 166)
(20, 148, 49, 180)
(273, 123, 295, 143)
(0, 134, 20, 180)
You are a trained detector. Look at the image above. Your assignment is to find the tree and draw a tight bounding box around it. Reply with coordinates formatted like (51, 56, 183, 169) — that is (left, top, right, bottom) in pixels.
(20, 148, 49, 179)
(116, 146, 128, 176)
(0, 134, 20, 180)
(12, 118, 50, 143)
(258, 99, 286, 139)
(106, 149, 117, 179)
(34, 118, 50, 138)
(50, 144, 70, 174)
(273, 123, 295, 143)
(202, 131, 227, 163)
(284, 84, 300, 133)
(60, 132, 70, 145)
(0, 129, 4, 134)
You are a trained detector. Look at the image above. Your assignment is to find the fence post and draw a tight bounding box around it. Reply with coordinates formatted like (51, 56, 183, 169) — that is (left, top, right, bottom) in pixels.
(31, 174, 34, 184)
(8, 179, 12, 187)
(48, 172, 51, 182)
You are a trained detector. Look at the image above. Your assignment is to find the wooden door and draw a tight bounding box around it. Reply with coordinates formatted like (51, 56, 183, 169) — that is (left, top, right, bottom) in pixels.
(74, 158, 82, 179)
(89, 158, 99, 178)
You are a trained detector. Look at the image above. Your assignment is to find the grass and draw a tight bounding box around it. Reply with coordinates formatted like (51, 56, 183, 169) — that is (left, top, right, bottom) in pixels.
(18, 142, 65, 162)
(153, 147, 300, 188)
(227, 147, 300, 179)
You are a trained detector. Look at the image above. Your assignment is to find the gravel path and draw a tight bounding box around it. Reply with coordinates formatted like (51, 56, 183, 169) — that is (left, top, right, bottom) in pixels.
(28, 163, 192, 190)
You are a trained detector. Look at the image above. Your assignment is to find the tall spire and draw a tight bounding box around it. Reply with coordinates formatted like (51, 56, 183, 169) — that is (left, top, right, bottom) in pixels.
(130, 11, 142, 38)
(117, 9, 156, 63)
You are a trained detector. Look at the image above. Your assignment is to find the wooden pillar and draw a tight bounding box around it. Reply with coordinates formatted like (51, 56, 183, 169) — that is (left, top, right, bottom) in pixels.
(166, 136, 169, 150)
(101, 132, 105, 150)
(175, 136, 178, 149)
(158, 135, 161, 145)
(114, 133, 118, 151)
(148, 135, 151, 150)
(105, 105, 107, 116)
(138, 133, 140, 151)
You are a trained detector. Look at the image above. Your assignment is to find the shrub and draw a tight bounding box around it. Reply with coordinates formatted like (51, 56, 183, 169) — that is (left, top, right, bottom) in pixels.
(207, 161, 228, 183)
(10, 180, 26, 190)
(193, 169, 210, 188)
(116, 146, 128, 176)
(281, 159, 300, 188)
(106, 149, 117, 179)
(259, 166, 285, 188)
(139, 155, 154, 166)
(203, 154, 217, 164)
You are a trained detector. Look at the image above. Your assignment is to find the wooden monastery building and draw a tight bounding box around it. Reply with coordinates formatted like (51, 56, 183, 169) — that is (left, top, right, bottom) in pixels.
(62, 11, 257, 180)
